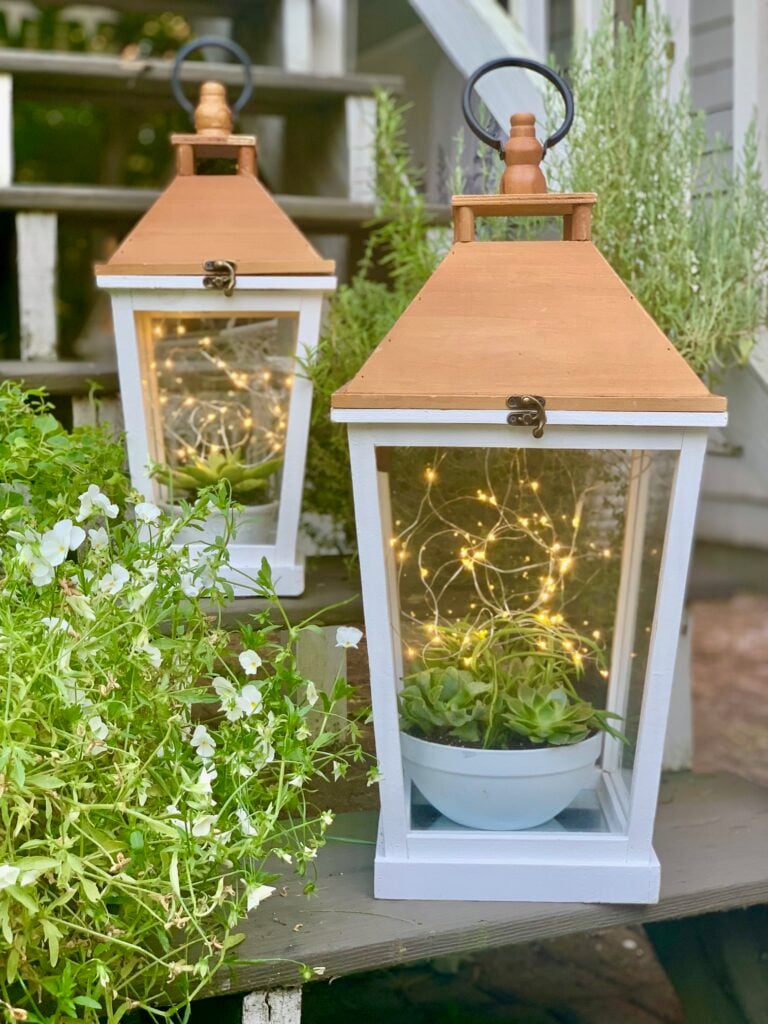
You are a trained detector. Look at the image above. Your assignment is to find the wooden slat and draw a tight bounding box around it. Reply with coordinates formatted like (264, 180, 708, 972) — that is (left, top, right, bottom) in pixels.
(219, 771, 768, 991)
(0, 359, 118, 394)
(0, 185, 451, 230)
(0, 48, 402, 109)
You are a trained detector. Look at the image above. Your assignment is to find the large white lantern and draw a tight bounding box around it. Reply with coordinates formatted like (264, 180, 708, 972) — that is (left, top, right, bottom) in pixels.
(97, 79, 336, 596)
(332, 171, 726, 900)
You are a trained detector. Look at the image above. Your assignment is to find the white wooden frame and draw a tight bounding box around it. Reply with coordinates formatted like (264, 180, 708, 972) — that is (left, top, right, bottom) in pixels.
(99, 274, 336, 597)
(337, 414, 713, 903)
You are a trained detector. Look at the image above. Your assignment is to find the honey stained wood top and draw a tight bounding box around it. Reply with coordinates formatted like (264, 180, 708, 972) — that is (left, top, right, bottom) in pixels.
(332, 241, 725, 413)
(96, 172, 335, 277)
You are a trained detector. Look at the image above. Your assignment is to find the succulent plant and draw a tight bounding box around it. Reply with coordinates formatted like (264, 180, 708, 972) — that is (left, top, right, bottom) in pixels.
(153, 450, 282, 505)
(399, 610, 623, 750)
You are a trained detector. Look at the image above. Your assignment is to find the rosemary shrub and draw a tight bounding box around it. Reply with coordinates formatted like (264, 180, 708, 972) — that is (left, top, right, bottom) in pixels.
(546, 6, 768, 379)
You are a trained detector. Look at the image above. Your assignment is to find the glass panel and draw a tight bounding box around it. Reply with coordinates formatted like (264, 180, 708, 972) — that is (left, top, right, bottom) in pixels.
(136, 313, 298, 544)
(387, 446, 674, 835)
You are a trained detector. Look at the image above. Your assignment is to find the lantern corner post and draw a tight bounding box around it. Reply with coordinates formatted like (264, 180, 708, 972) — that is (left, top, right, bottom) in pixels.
(347, 425, 411, 861)
(107, 290, 155, 501)
(626, 428, 709, 858)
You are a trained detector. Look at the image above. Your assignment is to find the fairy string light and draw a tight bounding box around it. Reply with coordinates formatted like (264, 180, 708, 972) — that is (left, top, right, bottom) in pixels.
(150, 316, 293, 468)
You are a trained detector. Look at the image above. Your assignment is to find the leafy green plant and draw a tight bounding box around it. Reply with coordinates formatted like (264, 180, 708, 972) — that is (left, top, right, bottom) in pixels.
(152, 449, 282, 505)
(399, 611, 621, 749)
(303, 91, 441, 550)
(0, 382, 128, 525)
(546, 4, 768, 378)
(0, 391, 366, 1023)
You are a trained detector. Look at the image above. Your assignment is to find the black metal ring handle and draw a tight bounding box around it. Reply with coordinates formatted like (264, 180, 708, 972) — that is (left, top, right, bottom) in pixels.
(171, 36, 254, 119)
(462, 57, 574, 160)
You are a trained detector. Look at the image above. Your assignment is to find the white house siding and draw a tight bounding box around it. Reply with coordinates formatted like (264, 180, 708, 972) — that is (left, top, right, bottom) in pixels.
(689, 0, 734, 173)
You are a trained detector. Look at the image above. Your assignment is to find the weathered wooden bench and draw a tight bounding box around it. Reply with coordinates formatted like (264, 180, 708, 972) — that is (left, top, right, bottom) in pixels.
(195, 770, 768, 1024)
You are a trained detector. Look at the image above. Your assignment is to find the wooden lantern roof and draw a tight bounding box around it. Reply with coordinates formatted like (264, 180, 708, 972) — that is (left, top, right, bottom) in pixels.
(96, 82, 334, 279)
(332, 194, 725, 414)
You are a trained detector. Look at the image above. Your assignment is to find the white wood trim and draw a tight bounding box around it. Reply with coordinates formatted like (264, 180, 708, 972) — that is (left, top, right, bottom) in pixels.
(0, 73, 12, 187)
(348, 427, 410, 857)
(663, 609, 693, 771)
(331, 408, 728, 428)
(111, 294, 154, 497)
(17, 211, 57, 359)
(733, 0, 768, 180)
(342, 423, 686, 451)
(572, 0, 608, 41)
(312, 0, 349, 74)
(97, 275, 337, 292)
(242, 990, 302, 1024)
(626, 429, 708, 854)
(345, 95, 376, 203)
(510, 0, 548, 60)
(280, 0, 312, 73)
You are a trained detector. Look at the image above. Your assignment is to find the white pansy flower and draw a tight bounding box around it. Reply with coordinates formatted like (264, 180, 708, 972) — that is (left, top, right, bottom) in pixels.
(134, 501, 161, 525)
(245, 883, 275, 912)
(320, 811, 334, 827)
(180, 572, 203, 599)
(65, 593, 96, 621)
(191, 814, 218, 838)
(42, 616, 71, 634)
(190, 724, 216, 760)
(127, 580, 156, 611)
(166, 804, 187, 831)
(196, 765, 217, 796)
(335, 626, 363, 649)
(88, 715, 109, 754)
(237, 684, 262, 718)
(236, 807, 257, 837)
(40, 519, 86, 566)
(212, 676, 243, 722)
(19, 544, 55, 587)
(288, 775, 304, 789)
(253, 739, 275, 771)
(0, 864, 20, 890)
(76, 484, 119, 522)
(135, 640, 162, 669)
(305, 681, 318, 707)
(88, 526, 109, 551)
(238, 649, 262, 676)
(98, 563, 130, 597)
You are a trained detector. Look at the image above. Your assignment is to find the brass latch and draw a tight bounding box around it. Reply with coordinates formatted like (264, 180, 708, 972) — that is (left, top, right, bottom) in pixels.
(202, 259, 237, 297)
(506, 395, 546, 438)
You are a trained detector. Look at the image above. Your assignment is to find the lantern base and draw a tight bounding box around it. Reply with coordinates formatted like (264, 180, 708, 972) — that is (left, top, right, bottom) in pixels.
(373, 833, 660, 904)
(182, 543, 306, 597)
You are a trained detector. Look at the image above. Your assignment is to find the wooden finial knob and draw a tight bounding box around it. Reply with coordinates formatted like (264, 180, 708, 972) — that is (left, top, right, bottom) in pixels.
(194, 81, 233, 137)
(500, 112, 547, 195)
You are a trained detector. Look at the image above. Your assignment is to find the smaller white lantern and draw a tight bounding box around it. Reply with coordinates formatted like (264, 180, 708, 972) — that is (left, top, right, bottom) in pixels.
(96, 80, 336, 596)
(332, 181, 726, 905)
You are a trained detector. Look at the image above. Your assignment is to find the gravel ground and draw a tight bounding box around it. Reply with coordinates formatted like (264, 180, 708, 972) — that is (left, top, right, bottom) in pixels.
(302, 592, 768, 1024)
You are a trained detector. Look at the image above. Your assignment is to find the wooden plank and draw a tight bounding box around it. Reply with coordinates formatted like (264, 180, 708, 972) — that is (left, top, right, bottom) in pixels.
(242, 991, 302, 1024)
(213, 771, 768, 991)
(16, 211, 57, 359)
(0, 185, 451, 231)
(332, 241, 727, 413)
(0, 359, 118, 394)
(0, 48, 402, 107)
(0, 73, 12, 187)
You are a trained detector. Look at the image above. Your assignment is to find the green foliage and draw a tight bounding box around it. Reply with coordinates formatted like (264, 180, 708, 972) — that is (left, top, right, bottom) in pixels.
(303, 92, 441, 550)
(547, 5, 768, 379)
(0, 382, 128, 527)
(0, 388, 363, 1023)
(399, 611, 621, 749)
(152, 450, 282, 505)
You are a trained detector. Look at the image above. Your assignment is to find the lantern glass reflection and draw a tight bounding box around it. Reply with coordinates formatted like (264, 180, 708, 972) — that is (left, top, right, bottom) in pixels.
(387, 446, 676, 833)
(137, 313, 298, 530)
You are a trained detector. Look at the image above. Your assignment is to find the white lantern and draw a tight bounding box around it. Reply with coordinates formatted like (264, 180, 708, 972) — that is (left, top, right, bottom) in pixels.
(332, 187, 726, 903)
(96, 81, 336, 596)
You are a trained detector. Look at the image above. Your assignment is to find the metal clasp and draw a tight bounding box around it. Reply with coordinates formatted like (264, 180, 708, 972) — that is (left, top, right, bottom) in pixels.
(506, 394, 547, 438)
(202, 259, 237, 297)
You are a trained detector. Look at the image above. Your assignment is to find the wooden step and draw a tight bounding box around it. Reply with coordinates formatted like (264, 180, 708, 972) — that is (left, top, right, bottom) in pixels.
(212, 771, 768, 992)
(0, 185, 451, 230)
(0, 48, 402, 111)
